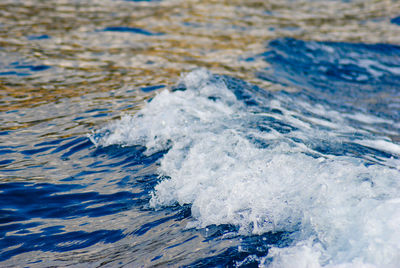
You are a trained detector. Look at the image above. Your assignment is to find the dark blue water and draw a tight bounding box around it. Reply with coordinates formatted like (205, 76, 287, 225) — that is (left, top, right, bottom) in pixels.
(391, 16, 400, 25)
(0, 61, 51, 76)
(102, 27, 163, 36)
(257, 38, 400, 121)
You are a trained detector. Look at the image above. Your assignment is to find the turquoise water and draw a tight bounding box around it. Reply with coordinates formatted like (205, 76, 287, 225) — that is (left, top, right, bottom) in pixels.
(1, 1, 400, 267)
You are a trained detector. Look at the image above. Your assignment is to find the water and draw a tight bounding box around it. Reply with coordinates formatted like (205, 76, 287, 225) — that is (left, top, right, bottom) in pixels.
(1, 0, 400, 267)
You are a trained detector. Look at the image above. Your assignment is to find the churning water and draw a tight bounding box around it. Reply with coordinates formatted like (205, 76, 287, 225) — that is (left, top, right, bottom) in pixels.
(1, 0, 400, 267)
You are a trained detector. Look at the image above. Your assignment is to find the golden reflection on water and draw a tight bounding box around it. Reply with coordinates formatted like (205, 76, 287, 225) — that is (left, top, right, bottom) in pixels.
(1, 0, 400, 112)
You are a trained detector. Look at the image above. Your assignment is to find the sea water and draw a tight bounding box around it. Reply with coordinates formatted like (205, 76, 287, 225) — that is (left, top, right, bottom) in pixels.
(92, 67, 400, 267)
(1, 0, 400, 267)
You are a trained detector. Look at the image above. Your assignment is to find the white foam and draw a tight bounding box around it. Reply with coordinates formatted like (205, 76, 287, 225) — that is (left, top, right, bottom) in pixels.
(92, 69, 400, 267)
(355, 139, 400, 156)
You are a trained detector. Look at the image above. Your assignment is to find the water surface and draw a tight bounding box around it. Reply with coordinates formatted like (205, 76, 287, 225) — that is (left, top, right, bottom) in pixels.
(1, 0, 400, 267)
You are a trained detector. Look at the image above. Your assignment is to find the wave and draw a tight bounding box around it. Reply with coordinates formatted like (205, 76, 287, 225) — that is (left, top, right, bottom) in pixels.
(90, 69, 400, 267)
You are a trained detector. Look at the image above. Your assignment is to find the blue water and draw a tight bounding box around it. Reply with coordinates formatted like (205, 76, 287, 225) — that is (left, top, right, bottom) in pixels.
(1, 1, 400, 267)
(257, 38, 400, 121)
(391, 16, 400, 25)
(102, 27, 163, 36)
(0, 61, 51, 76)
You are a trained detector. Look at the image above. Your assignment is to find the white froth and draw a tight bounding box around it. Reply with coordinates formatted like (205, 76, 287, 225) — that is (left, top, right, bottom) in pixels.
(92, 69, 400, 267)
(356, 139, 400, 156)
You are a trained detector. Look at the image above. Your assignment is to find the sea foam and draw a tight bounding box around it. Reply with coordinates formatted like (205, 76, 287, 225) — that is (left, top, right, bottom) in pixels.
(91, 69, 400, 267)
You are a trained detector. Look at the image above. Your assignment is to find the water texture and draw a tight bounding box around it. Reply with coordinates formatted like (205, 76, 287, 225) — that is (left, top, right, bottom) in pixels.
(1, 0, 400, 267)
(94, 69, 400, 267)
(257, 38, 400, 120)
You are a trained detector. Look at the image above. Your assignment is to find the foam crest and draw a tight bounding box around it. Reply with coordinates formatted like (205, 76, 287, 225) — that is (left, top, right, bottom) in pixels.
(91, 69, 400, 267)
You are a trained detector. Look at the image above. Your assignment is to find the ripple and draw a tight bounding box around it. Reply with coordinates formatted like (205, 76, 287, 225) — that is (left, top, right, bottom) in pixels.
(102, 26, 163, 36)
